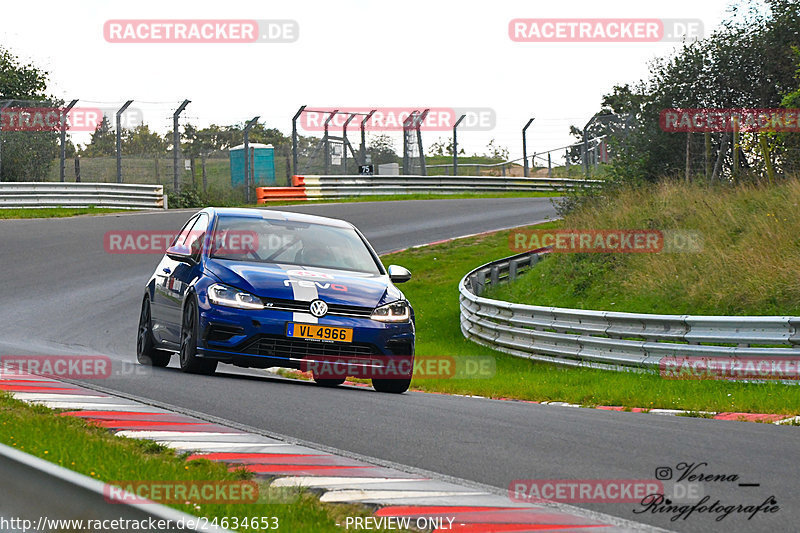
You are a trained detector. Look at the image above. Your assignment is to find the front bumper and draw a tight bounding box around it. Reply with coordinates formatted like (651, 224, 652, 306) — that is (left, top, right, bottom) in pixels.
(196, 304, 415, 373)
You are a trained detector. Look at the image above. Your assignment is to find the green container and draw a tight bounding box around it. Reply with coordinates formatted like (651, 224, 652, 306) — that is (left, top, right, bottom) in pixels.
(230, 143, 275, 187)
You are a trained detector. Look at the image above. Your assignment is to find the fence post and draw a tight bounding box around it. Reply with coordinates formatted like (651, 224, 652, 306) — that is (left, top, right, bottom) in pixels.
(60, 100, 78, 182)
(291, 105, 306, 177)
(416, 109, 429, 176)
(0, 100, 12, 178)
(115, 100, 133, 183)
(201, 153, 207, 193)
(360, 110, 375, 165)
(243, 116, 260, 204)
(74, 156, 81, 182)
(522, 117, 534, 177)
(172, 99, 190, 195)
(453, 114, 466, 176)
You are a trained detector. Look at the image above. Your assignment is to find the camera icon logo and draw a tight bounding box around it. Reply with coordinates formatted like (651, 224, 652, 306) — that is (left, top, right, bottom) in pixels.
(655, 467, 673, 480)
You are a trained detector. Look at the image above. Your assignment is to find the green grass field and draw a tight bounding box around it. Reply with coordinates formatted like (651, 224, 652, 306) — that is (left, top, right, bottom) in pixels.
(0, 393, 404, 532)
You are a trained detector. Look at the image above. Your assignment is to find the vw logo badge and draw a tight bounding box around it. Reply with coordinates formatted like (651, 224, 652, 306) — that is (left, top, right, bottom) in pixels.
(309, 299, 328, 318)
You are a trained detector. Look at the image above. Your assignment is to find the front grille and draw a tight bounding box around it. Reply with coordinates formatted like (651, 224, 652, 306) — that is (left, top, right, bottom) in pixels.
(241, 334, 379, 359)
(263, 298, 373, 318)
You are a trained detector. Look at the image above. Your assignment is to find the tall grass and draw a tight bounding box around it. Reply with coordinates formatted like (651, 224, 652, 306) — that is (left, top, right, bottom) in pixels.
(490, 179, 800, 315)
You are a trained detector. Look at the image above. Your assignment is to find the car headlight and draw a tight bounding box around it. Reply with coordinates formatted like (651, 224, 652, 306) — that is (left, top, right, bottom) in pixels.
(371, 300, 410, 323)
(208, 283, 264, 310)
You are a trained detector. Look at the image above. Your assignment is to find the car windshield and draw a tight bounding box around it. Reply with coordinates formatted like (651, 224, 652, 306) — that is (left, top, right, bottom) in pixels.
(210, 215, 382, 275)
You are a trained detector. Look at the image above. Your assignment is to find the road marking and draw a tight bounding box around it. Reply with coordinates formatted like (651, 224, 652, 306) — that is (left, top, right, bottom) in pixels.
(321, 490, 487, 503)
(272, 477, 423, 487)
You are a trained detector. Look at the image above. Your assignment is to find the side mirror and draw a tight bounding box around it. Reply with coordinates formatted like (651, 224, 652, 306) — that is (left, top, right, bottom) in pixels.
(166, 243, 195, 264)
(387, 265, 411, 284)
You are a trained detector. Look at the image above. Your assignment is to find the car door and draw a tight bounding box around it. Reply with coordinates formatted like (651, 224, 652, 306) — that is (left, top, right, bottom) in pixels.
(151, 215, 199, 345)
(159, 213, 209, 343)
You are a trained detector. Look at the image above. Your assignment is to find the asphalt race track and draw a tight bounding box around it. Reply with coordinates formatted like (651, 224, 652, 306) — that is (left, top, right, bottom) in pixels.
(1, 198, 798, 532)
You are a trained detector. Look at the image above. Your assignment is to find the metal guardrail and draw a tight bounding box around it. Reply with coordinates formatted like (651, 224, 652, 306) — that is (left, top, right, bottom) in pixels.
(261, 175, 602, 201)
(459, 250, 800, 372)
(0, 442, 229, 532)
(0, 182, 167, 209)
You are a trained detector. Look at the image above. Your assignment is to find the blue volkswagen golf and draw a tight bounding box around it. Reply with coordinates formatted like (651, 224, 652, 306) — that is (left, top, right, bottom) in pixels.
(137, 207, 415, 393)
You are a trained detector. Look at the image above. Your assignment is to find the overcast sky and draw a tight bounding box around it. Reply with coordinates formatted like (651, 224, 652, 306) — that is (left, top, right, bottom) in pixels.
(0, 0, 739, 160)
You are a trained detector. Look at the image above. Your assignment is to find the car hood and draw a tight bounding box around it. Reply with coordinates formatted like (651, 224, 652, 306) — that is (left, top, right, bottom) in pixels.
(204, 258, 401, 308)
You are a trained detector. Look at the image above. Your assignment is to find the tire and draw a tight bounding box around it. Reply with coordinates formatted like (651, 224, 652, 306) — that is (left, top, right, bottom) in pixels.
(179, 297, 217, 375)
(313, 375, 346, 387)
(372, 378, 411, 394)
(136, 296, 172, 367)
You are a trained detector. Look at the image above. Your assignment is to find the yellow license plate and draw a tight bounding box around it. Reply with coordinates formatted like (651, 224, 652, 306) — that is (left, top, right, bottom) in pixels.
(286, 323, 353, 343)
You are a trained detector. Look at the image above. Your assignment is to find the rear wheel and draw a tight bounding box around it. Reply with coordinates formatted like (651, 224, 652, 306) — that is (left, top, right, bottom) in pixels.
(372, 378, 411, 394)
(179, 298, 217, 375)
(136, 296, 171, 367)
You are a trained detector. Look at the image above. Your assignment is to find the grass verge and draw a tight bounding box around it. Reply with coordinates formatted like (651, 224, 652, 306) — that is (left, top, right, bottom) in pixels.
(0, 207, 127, 219)
(0, 393, 403, 532)
(381, 221, 800, 415)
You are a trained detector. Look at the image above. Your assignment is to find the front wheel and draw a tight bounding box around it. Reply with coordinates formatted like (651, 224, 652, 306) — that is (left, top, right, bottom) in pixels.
(372, 378, 411, 394)
(136, 296, 171, 367)
(179, 297, 217, 375)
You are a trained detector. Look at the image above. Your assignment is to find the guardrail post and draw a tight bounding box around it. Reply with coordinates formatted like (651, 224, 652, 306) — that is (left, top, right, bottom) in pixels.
(490, 265, 499, 286)
(474, 272, 485, 296)
(59, 100, 78, 182)
(522, 118, 534, 177)
(509, 259, 518, 281)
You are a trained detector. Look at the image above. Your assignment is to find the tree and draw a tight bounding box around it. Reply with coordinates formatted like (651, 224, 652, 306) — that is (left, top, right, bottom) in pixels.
(428, 137, 463, 157)
(366, 134, 398, 165)
(80, 115, 115, 157)
(483, 138, 509, 161)
(580, 0, 800, 183)
(0, 46, 59, 181)
(122, 125, 167, 156)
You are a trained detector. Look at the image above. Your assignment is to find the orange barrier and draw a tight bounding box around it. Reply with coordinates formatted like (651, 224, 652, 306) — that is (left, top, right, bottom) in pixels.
(256, 187, 307, 203)
(291, 175, 307, 187)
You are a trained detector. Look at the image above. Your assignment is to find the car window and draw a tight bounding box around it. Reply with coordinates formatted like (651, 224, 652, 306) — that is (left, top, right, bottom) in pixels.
(172, 215, 199, 247)
(184, 214, 208, 260)
(211, 215, 381, 274)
